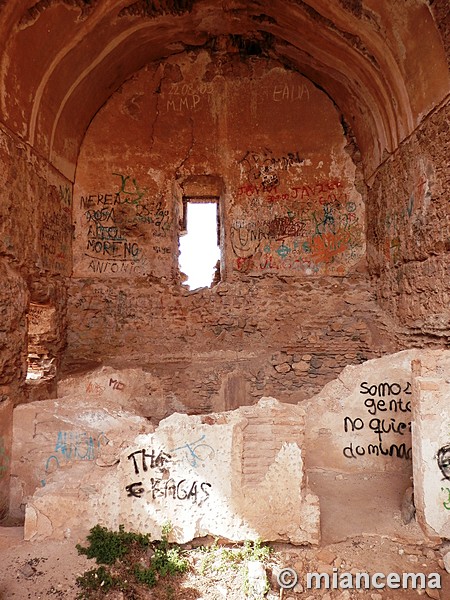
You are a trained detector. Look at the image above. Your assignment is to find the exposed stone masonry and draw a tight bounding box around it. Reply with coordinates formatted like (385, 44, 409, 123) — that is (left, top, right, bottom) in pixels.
(367, 98, 450, 343)
(65, 275, 397, 409)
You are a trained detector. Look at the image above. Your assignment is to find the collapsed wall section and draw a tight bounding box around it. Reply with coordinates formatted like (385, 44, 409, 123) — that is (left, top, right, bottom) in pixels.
(304, 350, 418, 474)
(21, 350, 447, 544)
(22, 397, 320, 545)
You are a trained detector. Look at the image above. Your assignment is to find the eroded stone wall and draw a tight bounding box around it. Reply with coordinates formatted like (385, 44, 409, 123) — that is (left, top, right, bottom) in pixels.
(22, 398, 320, 545)
(0, 124, 73, 515)
(412, 350, 450, 541)
(65, 277, 396, 408)
(367, 98, 450, 343)
(0, 259, 28, 518)
(0, 125, 72, 277)
(0, 125, 71, 395)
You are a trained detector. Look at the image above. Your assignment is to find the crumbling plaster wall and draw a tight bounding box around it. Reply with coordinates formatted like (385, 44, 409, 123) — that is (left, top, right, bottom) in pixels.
(0, 123, 73, 516)
(0, 3, 448, 525)
(411, 350, 450, 541)
(66, 50, 398, 413)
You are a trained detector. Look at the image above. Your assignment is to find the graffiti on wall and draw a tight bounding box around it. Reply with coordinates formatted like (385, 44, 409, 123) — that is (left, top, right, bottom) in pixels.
(39, 184, 72, 274)
(169, 434, 215, 468)
(342, 381, 412, 460)
(437, 444, 450, 511)
(125, 443, 212, 504)
(77, 172, 172, 276)
(437, 444, 450, 480)
(164, 80, 213, 113)
(41, 430, 109, 486)
(232, 158, 364, 275)
(383, 173, 428, 264)
(272, 83, 310, 103)
(441, 487, 450, 510)
(239, 148, 305, 191)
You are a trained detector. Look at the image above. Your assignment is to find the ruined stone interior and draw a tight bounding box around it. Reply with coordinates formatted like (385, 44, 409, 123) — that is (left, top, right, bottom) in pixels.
(0, 0, 450, 596)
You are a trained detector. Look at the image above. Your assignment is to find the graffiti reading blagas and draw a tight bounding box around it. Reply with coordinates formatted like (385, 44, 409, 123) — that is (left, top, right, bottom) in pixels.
(343, 381, 412, 460)
(125, 445, 212, 505)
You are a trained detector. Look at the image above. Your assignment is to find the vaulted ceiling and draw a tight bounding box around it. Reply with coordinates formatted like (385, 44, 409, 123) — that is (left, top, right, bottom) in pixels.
(0, 0, 448, 180)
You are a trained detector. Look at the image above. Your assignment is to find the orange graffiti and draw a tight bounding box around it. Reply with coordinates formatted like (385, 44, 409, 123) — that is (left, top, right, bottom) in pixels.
(310, 232, 349, 264)
(86, 382, 105, 395)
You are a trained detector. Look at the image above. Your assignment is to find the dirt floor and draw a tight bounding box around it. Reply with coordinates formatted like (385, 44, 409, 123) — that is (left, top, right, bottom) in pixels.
(1, 470, 449, 599)
(0, 524, 449, 600)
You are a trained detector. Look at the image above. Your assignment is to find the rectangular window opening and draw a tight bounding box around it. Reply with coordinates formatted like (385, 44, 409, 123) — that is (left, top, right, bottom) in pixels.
(179, 196, 221, 290)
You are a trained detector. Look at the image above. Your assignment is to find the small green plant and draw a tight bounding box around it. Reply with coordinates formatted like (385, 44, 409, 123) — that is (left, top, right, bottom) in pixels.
(133, 563, 157, 587)
(242, 538, 272, 562)
(75, 523, 189, 599)
(76, 566, 118, 594)
(76, 524, 150, 565)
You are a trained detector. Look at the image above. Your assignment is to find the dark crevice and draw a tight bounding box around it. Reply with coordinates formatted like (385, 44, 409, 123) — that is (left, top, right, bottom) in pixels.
(19, 0, 95, 27)
(118, 0, 195, 18)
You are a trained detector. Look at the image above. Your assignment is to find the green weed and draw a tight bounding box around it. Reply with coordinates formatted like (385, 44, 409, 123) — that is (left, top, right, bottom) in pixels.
(75, 522, 188, 599)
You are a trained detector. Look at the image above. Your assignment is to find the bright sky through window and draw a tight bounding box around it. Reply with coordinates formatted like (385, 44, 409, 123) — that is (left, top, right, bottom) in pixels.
(179, 202, 220, 290)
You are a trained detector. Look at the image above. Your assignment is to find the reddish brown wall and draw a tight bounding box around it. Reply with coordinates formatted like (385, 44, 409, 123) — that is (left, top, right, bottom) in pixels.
(0, 124, 73, 514)
(72, 52, 366, 280)
(0, 125, 71, 380)
(0, 258, 28, 517)
(367, 98, 450, 343)
(65, 51, 397, 411)
(0, 125, 72, 276)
